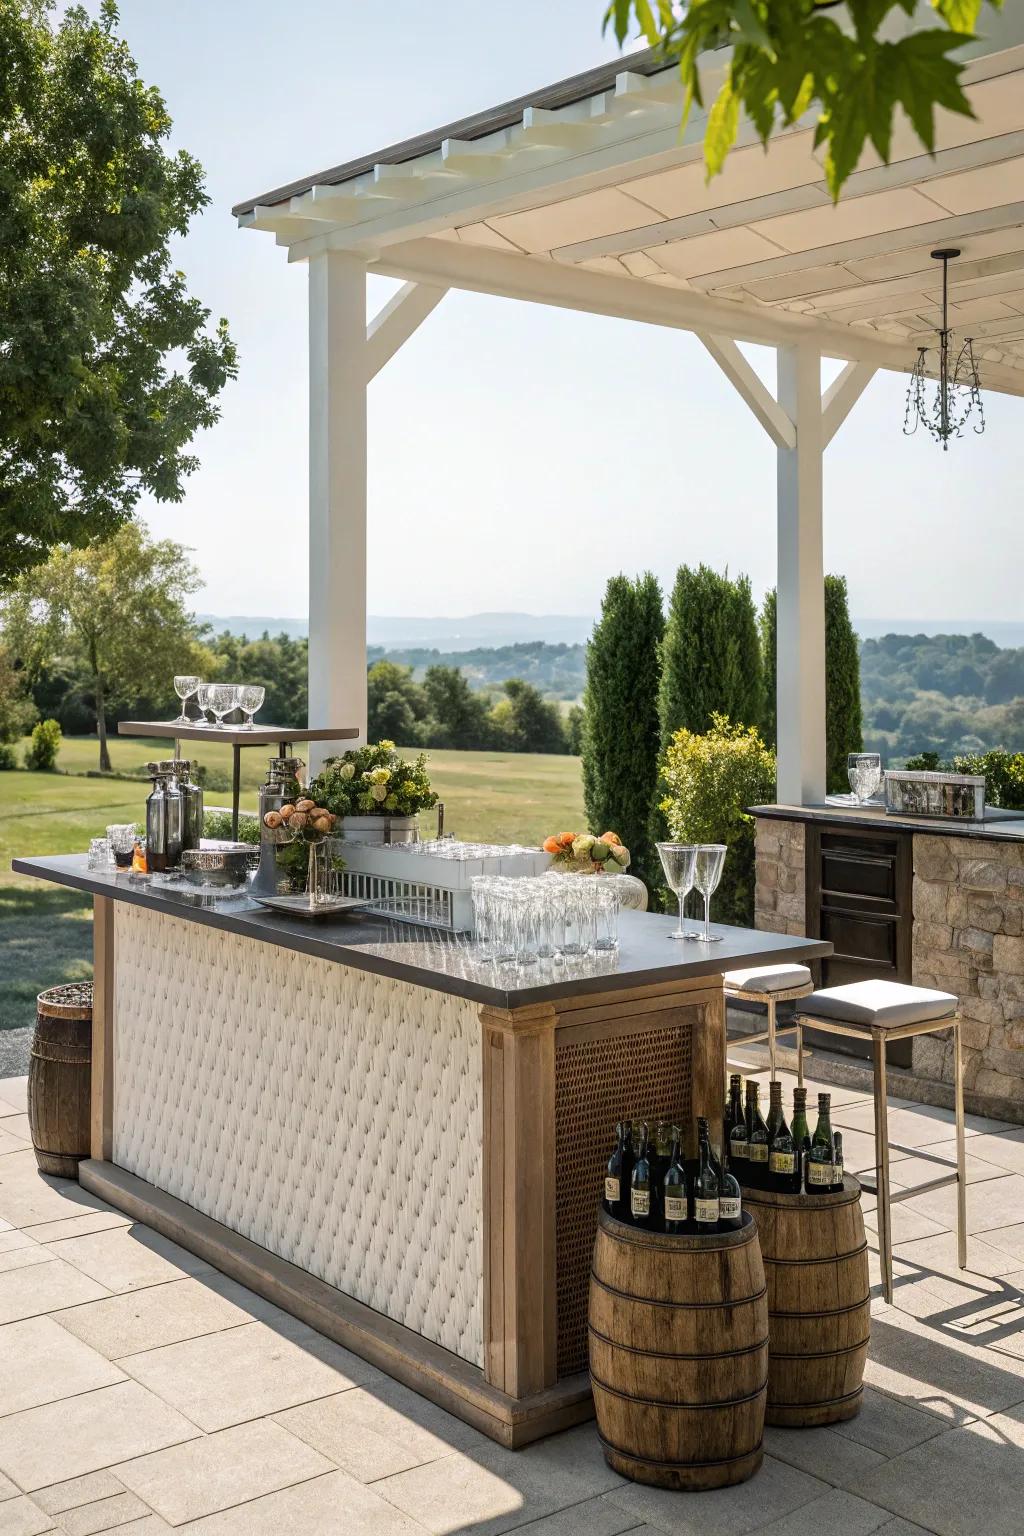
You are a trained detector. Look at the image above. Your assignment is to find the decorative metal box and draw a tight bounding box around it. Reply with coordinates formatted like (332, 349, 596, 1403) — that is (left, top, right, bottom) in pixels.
(884, 769, 985, 820)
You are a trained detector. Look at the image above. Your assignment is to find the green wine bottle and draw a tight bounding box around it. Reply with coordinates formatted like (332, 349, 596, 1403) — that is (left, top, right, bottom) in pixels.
(694, 1118, 719, 1234)
(729, 1081, 750, 1171)
(746, 1083, 770, 1189)
(663, 1127, 689, 1234)
(605, 1121, 631, 1219)
(767, 1080, 783, 1140)
(724, 1074, 743, 1154)
(717, 1142, 743, 1231)
(832, 1131, 845, 1193)
(791, 1087, 811, 1152)
(630, 1122, 654, 1226)
(768, 1098, 800, 1194)
(805, 1094, 835, 1195)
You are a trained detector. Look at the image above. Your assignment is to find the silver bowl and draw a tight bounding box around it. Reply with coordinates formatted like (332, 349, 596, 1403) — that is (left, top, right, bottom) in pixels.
(180, 840, 252, 888)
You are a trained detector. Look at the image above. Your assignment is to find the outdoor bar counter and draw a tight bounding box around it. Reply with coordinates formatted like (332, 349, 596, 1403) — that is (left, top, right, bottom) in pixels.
(14, 853, 829, 1446)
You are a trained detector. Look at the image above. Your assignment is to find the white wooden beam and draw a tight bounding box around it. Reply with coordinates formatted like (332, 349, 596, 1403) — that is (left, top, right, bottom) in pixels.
(308, 252, 368, 764)
(364, 282, 448, 383)
(698, 334, 796, 449)
(821, 361, 876, 447)
(776, 345, 826, 806)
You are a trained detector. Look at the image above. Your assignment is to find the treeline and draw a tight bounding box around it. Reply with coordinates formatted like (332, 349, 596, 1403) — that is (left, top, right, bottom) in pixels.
(366, 641, 585, 700)
(861, 632, 1024, 760)
(369, 662, 577, 754)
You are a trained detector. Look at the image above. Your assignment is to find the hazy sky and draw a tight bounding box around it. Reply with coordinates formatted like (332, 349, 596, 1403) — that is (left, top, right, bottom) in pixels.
(116, 0, 1020, 623)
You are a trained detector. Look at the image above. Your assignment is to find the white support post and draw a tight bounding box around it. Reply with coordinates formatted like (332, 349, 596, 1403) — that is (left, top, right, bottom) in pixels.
(364, 281, 447, 383)
(821, 360, 876, 447)
(308, 251, 368, 768)
(776, 345, 827, 806)
(697, 333, 796, 450)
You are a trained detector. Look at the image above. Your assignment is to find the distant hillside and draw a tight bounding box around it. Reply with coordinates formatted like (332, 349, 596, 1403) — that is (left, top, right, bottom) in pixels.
(196, 611, 596, 650)
(368, 641, 586, 700)
(862, 632, 1024, 760)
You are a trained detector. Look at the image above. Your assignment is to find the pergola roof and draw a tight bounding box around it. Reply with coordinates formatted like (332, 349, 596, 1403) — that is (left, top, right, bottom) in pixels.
(236, 14, 1024, 397)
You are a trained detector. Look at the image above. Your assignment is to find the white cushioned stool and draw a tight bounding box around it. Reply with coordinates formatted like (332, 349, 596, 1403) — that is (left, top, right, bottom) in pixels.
(796, 979, 965, 1304)
(723, 962, 814, 1081)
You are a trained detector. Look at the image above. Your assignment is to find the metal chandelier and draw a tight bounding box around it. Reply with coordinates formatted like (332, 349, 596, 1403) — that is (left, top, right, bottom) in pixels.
(903, 248, 985, 451)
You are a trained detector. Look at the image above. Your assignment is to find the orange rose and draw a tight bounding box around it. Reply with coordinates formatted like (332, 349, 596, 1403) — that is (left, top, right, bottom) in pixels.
(542, 836, 562, 854)
(600, 831, 622, 845)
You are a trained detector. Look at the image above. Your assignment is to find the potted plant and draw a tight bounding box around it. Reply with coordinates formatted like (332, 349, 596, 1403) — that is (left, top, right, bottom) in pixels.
(309, 741, 438, 843)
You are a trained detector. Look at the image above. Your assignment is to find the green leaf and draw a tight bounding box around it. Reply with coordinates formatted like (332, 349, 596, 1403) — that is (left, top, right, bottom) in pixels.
(704, 80, 741, 179)
(602, 0, 633, 44)
(933, 0, 984, 30)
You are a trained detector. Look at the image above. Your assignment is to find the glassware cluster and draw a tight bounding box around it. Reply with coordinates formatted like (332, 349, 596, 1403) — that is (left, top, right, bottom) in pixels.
(847, 752, 882, 803)
(656, 842, 727, 943)
(172, 677, 265, 730)
(471, 874, 620, 966)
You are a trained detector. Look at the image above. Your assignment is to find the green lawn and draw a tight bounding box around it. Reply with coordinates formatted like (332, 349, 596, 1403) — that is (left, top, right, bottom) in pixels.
(1, 738, 584, 1031)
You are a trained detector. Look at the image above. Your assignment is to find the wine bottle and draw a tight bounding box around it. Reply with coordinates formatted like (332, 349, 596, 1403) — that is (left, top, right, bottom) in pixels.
(746, 1083, 770, 1189)
(724, 1074, 743, 1153)
(717, 1141, 742, 1231)
(630, 1122, 654, 1226)
(791, 1087, 811, 1154)
(832, 1131, 845, 1192)
(694, 1118, 720, 1233)
(768, 1097, 800, 1194)
(767, 1080, 783, 1140)
(663, 1127, 689, 1234)
(805, 1093, 835, 1194)
(729, 1081, 750, 1171)
(605, 1121, 630, 1219)
(651, 1120, 673, 1225)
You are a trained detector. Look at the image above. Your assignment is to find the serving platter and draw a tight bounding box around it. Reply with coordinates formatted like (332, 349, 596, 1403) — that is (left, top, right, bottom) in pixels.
(253, 893, 370, 920)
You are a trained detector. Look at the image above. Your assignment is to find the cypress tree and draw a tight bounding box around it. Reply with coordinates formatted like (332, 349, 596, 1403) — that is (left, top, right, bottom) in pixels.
(658, 565, 763, 746)
(760, 575, 863, 793)
(582, 573, 664, 889)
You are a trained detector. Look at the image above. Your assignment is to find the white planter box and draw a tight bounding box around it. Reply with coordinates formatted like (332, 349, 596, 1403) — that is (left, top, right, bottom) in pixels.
(340, 814, 419, 845)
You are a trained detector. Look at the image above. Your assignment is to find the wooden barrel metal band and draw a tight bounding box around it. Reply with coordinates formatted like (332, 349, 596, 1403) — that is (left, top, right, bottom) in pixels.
(30, 1046, 91, 1065)
(596, 1432, 765, 1473)
(768, 1386, 864, 1412)
(587, 1324, 769, 1364)
(589, 1270, 769, 1311)
(591, 1371, 770, 1412)
(768, 1297, 870, 1321)
(761, 1241, 869, 1267)
(769, 1338, 871, 1361)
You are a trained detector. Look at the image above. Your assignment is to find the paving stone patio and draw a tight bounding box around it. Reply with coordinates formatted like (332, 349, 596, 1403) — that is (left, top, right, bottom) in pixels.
(2, 1064, 1024, 1535)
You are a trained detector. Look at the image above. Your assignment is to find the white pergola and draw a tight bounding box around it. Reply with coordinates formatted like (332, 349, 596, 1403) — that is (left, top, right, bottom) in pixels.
(234, 10, 1024, 803)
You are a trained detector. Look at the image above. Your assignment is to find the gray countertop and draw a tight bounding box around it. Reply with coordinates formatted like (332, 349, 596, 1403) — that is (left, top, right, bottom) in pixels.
(751, 802, 1024, 843)
(13, 854, 831, 1010)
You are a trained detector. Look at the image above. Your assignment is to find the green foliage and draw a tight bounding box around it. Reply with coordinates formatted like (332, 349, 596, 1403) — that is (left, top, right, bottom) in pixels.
(25, 717, 61, 771)
(660, 715, 776, 927)
(201, 809, 260, 845)
(862, 632, 1024, 760)
(206, 630, 308, 727)
(605, 0, 1001, 201)
(7, 523, 209, 770)
(954, 750, 1024, 811)
(0, 0, 237, 585)
(659, 565, 762, 746)
(0, 642, 36, 743)
(370, 641, 585, 700)
(565, 704, 585, 757)
(368, 660, 428, 745)
(311, 741, 438, 820)
(422, 665, 494, 750)
(582, 572, 664, 890)
(0, 742, 19, 770)
(760, 577, 863, 790)
(489, 678, 567, 755)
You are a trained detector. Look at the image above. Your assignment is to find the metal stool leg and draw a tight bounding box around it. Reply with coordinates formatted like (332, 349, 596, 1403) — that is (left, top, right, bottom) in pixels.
(872, 1032, 894, 1305)
(767, 996, 777, 1079)
(954, 1019, 967, 1270)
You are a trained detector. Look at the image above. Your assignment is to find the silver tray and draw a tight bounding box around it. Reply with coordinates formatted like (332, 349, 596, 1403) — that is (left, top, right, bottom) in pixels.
(253, 894, 370, 920)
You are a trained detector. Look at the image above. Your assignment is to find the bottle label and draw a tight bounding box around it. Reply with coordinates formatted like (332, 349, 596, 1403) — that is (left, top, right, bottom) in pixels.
(769, 1151, 796, 1174)
(719, 1196, 741, 1220)
(664, 1195, 686, 1221)
(605, 1177, 619, 1203)
(731, 1139, 748, 1159)
(834, 1162, 844, 1184)
(695, 1197, 719, 1225)
(807, 1160, 833, 1187)
(631, 1189, 650, 1217)
(748, 1143, 769, 1164)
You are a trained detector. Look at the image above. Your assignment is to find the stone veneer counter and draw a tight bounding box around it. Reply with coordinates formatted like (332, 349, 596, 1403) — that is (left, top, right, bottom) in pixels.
(14, 852, 827, 1450)
(751, 803, 1024, 1121)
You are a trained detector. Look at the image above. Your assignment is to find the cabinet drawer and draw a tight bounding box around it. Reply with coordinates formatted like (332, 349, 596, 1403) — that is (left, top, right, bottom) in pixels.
(821, 846, 897, 906)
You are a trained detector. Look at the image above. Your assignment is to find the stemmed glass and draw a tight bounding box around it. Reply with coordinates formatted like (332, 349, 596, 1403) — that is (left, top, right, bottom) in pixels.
(848, 752, 882, 804)
(194, 683, 213, 726)
(693, 844, 727, 943)
(206, 684, 238, 729)
(238, 685, 265, 730)
(172, 676, 202, 726)
(657, 843, 698, 941)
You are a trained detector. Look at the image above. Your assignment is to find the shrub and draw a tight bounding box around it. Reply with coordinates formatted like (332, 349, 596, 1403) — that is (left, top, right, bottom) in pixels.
(0, 743, 19, 771)
(203, 809, 260, 845)
(660, 566, 762, 746)
(25, 718, 62, 772)
(953, 750, 1024, 811)
(660, 715, 776, 926)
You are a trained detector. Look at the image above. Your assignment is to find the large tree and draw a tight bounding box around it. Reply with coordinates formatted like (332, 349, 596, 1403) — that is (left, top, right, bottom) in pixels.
(0, 1, 236, 586)
(582, 572, 664, 889)
(9, 524, 209, 769)
(659, 565, 763, 746)
(605, 0, 1002, 200)
(761, 574, 864, 792)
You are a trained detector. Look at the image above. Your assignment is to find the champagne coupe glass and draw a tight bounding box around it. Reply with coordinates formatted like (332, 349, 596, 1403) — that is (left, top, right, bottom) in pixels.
(848, 752, 882, 804)
(657, 843, 698, 941)
(206, 684, 237, 730)
(238, 684, 265, 730)
(693, 844, 727, 943)
(172, 675, 201, 726)
(194, 683, 213, 726)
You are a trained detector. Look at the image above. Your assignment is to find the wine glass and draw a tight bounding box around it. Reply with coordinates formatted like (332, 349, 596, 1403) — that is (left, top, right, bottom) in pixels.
(693, 844, 727, 943)
(238, 684, 265, 730)
(172, 675, 201, 725)
(194, 683, 213, 725)
(657, 843, 698, 941)
(848, 752, 882, 804)
(206, 684, 238, 729)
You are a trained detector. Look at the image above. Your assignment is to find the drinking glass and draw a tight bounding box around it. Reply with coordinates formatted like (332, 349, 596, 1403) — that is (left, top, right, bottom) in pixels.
(106, 824, 137, 871)
(87, 837, 112, 870)
(593, 883, 620, 951)
(693, 844, 727, 943)
(561, 879, 594, 956)
(194, 683, 213, 725)
(238, 685, 265, 730)
(848, 752, 882, 804)
(172, 675, 202, 725)
(657, 842, 698, 941)
(206, 684, 238, 729)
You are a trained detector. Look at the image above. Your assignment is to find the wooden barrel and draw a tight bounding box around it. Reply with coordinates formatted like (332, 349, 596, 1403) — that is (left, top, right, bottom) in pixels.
(27, 983, 93, 1179)
(741, 1177, 870, 1427)
(588, 1208, 768, 1491)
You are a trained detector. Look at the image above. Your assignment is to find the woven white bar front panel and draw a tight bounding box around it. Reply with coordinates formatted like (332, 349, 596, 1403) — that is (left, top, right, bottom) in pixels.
(112, 903, 484, 1366)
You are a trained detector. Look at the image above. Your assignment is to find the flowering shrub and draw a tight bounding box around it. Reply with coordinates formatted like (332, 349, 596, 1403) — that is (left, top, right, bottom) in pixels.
(309, 741, 438, 819)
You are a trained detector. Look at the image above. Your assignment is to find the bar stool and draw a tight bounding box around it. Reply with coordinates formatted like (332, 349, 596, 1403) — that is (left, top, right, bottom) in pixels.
(795, 980, 966, 1305)
(723, 962, 814, 1081)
